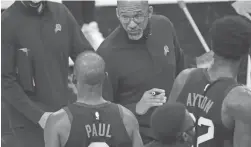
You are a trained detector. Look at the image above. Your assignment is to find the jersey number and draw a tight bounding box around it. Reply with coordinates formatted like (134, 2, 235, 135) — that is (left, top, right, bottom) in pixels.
(88, 142, 109, 147)
(189, 113, 215, 147)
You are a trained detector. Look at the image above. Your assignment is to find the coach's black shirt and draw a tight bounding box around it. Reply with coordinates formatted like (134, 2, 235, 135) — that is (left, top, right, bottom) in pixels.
(2, 1, 93, 128)
(97, 15, 185, 142)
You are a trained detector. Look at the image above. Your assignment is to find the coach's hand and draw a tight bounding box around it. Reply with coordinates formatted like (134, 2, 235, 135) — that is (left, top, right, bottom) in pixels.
(136, 88, 166, 115)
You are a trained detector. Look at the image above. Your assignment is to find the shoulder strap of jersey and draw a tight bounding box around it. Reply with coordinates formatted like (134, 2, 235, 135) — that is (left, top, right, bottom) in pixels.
(117, 104, 134, 138)
(117, 104, 124, 119)
(63, 106, 73, 124)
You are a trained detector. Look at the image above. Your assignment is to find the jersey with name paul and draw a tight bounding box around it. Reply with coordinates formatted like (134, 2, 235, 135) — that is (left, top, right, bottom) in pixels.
(64, 102, 132, 147)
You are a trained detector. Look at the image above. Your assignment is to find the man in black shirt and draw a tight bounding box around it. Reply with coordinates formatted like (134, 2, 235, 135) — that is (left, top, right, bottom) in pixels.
(97, 0, 185, 144)
(1, 1, 93, 147)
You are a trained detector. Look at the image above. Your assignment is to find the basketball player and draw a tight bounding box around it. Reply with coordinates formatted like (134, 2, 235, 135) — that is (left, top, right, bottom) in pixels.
(44, 51, 143, 147)
(147, 102, 195, 147)
(167, 16, 251, 147)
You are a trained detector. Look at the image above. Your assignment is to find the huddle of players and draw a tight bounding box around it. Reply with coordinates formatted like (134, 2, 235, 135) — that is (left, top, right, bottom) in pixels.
(44, 16, 251, 147)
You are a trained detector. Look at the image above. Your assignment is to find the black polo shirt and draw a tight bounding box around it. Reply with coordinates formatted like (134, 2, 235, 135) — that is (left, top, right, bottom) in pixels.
(97, 14, 185, 142)
(2, 1, 93, 127)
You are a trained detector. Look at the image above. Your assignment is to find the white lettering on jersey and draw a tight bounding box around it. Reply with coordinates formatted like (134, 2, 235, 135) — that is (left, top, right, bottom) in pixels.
(85, 123, 111, 138)
(187, 93, 214, 114)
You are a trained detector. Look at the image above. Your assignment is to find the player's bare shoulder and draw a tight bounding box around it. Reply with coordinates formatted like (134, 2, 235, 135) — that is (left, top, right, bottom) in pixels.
(47, 109, 71, 132)
(44, 109, 71, 147)
(118, 105, 139, 131)
(167, 68, 196, 103)
(176, 68, 196, 85)
(223, 85, 251, 123)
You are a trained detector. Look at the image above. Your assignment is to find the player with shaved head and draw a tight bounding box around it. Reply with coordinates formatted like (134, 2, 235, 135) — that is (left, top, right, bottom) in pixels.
(147, 102, 195, 147)
(44, 51, 143, 147)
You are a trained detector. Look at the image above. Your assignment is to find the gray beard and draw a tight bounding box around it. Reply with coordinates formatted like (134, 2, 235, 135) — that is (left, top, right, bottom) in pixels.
(21, 1, 45, 14)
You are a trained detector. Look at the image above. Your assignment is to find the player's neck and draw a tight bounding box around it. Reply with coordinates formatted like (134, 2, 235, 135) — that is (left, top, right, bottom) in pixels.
(76, 90, 106, 105)
(76, 97, 107, 105)
(77, 84, 103, 96)
(207, 63, 238, 81)
(77, 89, 102, 98)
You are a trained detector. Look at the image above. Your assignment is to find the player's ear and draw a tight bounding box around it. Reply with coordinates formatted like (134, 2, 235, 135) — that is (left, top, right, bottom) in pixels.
(148, 6, 153, 18)
(182, 132, 189, 142)
(72, 74, 77, 85)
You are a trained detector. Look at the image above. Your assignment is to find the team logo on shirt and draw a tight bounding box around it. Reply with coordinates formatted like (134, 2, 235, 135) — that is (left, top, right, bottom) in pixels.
(19, 48, 30, 56)
(55, 24, 62, 33)
(95, 111, 99, 120)
(164, 45, 169, 56)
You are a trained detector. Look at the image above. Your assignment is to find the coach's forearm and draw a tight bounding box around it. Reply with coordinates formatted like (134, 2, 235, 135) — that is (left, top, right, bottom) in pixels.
(2, 81, 44, 124)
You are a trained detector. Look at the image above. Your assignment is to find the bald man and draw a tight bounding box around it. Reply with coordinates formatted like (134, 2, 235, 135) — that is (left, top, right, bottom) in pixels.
(44, 52, 144, 147)
(97, 0, 185, 144)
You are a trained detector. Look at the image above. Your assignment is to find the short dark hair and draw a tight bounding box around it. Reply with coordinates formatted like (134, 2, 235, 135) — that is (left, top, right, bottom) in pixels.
(151, 102, 186, 144)
(74, 51, 106, 86)
(210, 16, 251, 60)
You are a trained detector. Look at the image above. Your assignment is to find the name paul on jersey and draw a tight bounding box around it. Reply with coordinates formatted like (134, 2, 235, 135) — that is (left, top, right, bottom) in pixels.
(186, 93, 214, 114)
(85, 123, 112, 138)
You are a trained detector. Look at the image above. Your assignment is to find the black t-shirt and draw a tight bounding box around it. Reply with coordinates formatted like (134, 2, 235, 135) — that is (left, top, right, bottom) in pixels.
(97, 15, 185, 142)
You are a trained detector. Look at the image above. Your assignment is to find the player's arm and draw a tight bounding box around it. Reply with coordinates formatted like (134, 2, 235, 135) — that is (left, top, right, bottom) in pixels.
(223, 86, 251, 124)
(233, 120, 251, 147)
(119, 105, 144, 147)
(44, 113, 61, 147)
(223, 86, 251, 147)
(167, 68, 195, 103)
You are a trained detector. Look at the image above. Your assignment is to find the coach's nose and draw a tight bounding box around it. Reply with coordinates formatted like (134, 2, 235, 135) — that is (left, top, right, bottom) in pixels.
(128, 20, 137, 30)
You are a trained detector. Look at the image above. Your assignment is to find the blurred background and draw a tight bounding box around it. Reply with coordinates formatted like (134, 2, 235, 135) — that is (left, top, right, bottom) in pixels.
(1, 0, 248, 137)
(1, 0, 246, 80)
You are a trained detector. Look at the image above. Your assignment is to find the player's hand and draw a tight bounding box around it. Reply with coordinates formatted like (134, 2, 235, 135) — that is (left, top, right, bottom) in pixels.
(39, 112, 53, 129)
(232, 1, 251, 21)
(136, 88, 166, 115)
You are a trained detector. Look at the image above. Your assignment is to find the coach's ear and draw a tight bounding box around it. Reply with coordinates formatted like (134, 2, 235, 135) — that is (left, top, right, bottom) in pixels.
(116, 8, 119, 19)
(148, 6, 153, 18)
